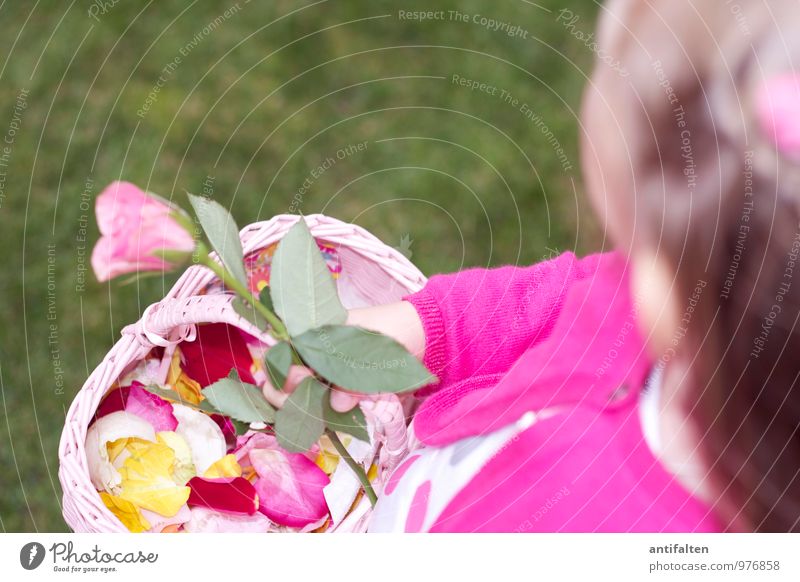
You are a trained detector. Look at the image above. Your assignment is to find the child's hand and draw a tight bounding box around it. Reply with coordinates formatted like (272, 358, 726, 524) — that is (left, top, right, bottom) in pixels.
(261, 364, 366, 411)
(261, 301, 425, 411)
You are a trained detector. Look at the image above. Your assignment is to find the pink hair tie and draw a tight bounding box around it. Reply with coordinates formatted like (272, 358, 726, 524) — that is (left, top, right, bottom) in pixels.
(757, 73, 800, 162)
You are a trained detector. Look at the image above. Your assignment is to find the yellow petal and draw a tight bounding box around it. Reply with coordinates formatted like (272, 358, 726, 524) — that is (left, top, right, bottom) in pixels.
(242, 466, 258, 483)
(314, 434, 343, 475)
(315, 449, 340, 475)
(167, 348, 204, 405)
(367, 463, 378, 482)
(173, 375, 203, 406)
(107, 436, 153, 463)
(156, 431, 196, 485)
(118, 441, 190, 517)
(166, 348, 183, 386)
(204, 454, 242, 479)
(100, 492, 150, 533)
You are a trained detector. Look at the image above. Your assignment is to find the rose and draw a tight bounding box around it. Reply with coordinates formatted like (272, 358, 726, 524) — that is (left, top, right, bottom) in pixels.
(91, 181, 194, 282)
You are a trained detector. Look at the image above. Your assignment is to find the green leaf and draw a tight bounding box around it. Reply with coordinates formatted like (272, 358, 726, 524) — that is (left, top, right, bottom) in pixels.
(292, 325, 435, 393)
(229, 418, 251, 436)
(274, 376, 326, 453)
(323, 395, 370, 442)
(258, 286, 274, 313)
(142, 384, 217, 414)
(231, 297, 268, 331)
(187, 193, 248, 288)
(203, 376, 276, 424)
(269, 219, 346, 336)
(265, 341, 292, 389)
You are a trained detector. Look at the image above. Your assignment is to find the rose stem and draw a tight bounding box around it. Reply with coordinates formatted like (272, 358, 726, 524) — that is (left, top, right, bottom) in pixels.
(325, 428, 378, 507)
(197, 248, 289, 341)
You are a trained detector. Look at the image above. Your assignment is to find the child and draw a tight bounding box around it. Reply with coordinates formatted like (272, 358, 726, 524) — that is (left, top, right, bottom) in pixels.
(289, 0, 800, 532)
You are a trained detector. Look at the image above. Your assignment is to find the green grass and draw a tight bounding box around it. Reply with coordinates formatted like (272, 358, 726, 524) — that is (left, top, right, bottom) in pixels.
(0, 0, 600, 531)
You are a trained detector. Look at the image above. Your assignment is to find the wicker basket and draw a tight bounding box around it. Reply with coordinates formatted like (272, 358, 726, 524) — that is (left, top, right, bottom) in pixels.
(58, 214, 426, 533)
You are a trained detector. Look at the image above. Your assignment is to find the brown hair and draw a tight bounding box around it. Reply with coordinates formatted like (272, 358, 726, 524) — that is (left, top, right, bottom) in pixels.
(583, 0, 800, 531)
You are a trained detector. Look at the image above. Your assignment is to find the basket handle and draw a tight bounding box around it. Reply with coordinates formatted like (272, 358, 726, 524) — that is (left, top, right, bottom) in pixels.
(361, 396, 410, 475)
(121, 293, 275, 348)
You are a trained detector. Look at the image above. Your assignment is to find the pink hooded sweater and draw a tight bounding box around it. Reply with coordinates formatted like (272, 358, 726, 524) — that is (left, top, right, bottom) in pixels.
(401, 251, 721, 532)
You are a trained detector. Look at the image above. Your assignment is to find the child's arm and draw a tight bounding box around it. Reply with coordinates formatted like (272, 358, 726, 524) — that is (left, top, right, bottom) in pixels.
(348, 251, 606, 392)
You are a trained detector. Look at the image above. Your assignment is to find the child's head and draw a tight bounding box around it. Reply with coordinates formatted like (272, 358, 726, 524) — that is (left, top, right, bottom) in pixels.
(581, 0, 800, 530)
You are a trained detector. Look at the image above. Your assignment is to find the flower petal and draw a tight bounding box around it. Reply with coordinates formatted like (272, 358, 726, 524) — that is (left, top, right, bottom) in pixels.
(117, 440, 191, 517)
(100, 492, 151, 533)
(92, 181, 194, 282)
(210, 414, 238, 452)
(250, 448, 330, 528)
(234, 432, 280, 467)
(204, 454, 242, 479)
(95, 382, 178, 432)
(86, 412, 156, 492)
(156, 431, 196, 485)
(172, 404, 227, 475)
(183, 507, 272, 533)
(141, 504, 192, 533)
(180, 324, 257, 387)
(235, 431, 318, 465)
(187, 476, 259, 515)
(166, 348, 204, 405)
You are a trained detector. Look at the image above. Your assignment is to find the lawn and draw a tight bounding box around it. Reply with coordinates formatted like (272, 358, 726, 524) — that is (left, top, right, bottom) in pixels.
(0, 0, 600, 531)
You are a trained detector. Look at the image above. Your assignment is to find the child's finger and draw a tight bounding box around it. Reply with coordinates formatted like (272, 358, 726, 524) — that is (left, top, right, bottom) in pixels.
(261, 365, 313, 408)
(261, 377, 287, 408)
(283, 365, 314, 394)
(330, 389, 360, 412)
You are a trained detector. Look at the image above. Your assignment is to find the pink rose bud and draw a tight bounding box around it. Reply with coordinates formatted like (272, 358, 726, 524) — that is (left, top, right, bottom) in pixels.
(91, 181, 195, 282)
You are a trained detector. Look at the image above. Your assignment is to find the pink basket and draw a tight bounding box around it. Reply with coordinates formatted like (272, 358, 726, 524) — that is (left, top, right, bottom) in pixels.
(58, 214, 426, 533)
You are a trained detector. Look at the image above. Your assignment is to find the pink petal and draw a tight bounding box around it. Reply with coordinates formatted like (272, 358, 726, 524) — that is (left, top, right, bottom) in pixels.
(94, 382, 178, 432)
(95, 181, 151, 236)
(235, 431, 318, 465)
(234, 432, 280, 465)
(187, 476, 259, 515)
(92, 181, 194, 283)
(250, 448, 330, 528)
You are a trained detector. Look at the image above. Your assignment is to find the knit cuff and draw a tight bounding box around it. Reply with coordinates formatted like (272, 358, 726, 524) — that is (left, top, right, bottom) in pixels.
(403, 287, 447, 390)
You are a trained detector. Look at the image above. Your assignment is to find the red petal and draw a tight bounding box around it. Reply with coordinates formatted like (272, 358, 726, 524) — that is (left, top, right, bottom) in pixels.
(187, 476, 259, 515)
(180, 324, 256, 387)
(94, 382, 178, 432)
(211, 414, 238, 452)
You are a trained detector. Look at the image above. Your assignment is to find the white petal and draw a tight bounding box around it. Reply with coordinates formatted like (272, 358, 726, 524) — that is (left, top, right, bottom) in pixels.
(142, 504, 192, 533)
(183, 507, 272, 533)
(171, 404, 226, 475)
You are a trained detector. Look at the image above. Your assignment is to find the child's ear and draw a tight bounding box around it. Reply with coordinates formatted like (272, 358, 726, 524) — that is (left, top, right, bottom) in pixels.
(630, 252, 680, 358)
